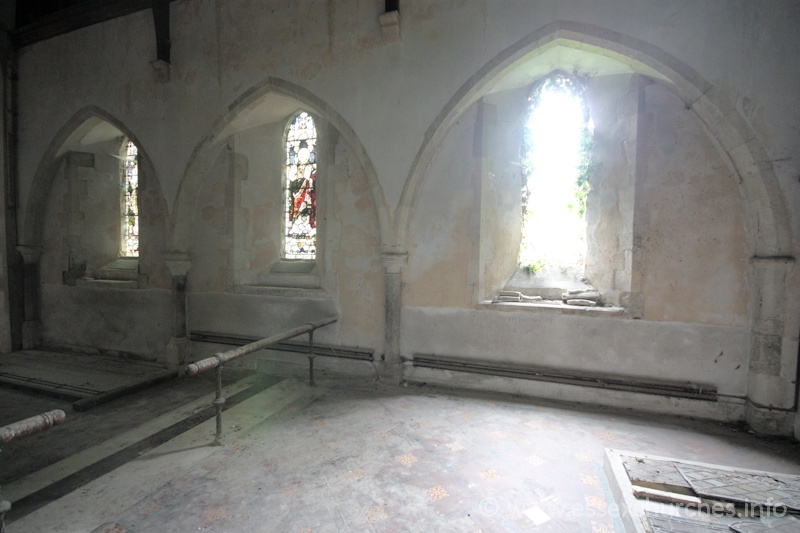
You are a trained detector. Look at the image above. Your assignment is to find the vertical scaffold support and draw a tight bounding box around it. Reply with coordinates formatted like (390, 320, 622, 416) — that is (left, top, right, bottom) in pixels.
(186, 316, 336, 443)
(213, 362, 225, 445)
(307, 330, 315, 386)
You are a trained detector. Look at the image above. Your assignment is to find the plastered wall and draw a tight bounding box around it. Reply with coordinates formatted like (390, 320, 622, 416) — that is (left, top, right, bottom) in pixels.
(188, 116, 385, 351)
(637, 83, 747, 326)
(403, 66, 749, 392)
(10, 0, 798, 433)
(35, 135, 172, 356)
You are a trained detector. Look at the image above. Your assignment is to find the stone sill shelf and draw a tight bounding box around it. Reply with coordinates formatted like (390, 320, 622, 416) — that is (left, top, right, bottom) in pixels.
(75, 278, 139, 289)
(480, 300, 629, 317)
(232, 285, 331, 300)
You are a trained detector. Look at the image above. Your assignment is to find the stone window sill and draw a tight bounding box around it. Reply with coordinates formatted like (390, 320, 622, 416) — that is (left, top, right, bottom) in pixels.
(244, 259, 321, 290)
(254, 273, 321, 289)
(480, 299, 629, 317)
(269, 259, 316, 274)
(233, 284, 330, 299)
(504, 268, 595, 300)
(95, 257, 139, 280)
(70, 257, 146, 289)
(76, 278, 140, 289)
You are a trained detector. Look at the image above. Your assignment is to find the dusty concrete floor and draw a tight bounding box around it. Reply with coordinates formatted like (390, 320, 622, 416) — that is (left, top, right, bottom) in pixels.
(6, 375, 800, 532)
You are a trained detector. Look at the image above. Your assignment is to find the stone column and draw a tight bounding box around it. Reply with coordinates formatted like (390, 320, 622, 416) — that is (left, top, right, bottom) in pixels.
(16, 245, 42, 349)
(746, 256, 798, 435)
(164, 253, 191, 369)
(381, 252, 407, 382)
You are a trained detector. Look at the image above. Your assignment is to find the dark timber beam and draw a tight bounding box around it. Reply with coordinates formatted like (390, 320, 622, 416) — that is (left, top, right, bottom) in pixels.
(152, 0, 170, 64)
(12, 0, 178, 49)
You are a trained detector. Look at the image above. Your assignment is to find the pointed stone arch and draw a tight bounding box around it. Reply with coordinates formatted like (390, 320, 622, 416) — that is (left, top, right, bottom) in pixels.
(397, 20, 796, 434)
(21, 105, 166, 249)
(396, 20, 792, 258)
(170, 77, 388, 255)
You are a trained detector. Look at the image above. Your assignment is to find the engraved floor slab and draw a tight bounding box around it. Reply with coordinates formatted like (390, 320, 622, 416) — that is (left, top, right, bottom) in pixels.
(606, 449, 800, 533)
(675, 463, 800, 511)
(623, 456, 693, 493)
(729, 518, 800, 532)
(646, 511, 730, 532)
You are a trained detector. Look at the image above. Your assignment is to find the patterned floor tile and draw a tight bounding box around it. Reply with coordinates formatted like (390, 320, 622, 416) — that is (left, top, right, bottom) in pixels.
(364, 505, 389, 523)
(343, 468, 364, 481)
(93, 524, 126, 533)
(584, 494, 608, 512)
(135, 497, 164, 516)
(595, 431, 618, 442)
(427, 485, 450, 501)
(526, 454, 546, 466)
(480, 469, 500, 481)
(580, 474, 600, 486)
(202, 505, 228, 524)
(396, 453, 419, 466)
(445, 441, 465, 452)
(379, 428, 400, 438)
(19, 379, 800, 533)
(590, 521, 616, 532)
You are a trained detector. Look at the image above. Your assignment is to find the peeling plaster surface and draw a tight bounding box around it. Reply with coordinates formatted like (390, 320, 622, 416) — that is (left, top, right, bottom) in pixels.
(188, 120, 384, 353)
(9, 1, 799, 429)
(40, 285, 172, 359)
(638, 84, 747, 327)
(402, 306, 749, 397)
(15, 2, 799, 232)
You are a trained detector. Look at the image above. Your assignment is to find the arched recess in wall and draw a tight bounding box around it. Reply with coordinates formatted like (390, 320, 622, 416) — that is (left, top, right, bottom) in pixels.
(22, 105, 168, 253)
(170, 77, 389, 255)
(396, 20, 792, 258)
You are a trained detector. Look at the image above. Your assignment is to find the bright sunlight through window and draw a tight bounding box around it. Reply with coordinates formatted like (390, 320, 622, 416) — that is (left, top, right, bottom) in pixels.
(520, 73, 592, 279)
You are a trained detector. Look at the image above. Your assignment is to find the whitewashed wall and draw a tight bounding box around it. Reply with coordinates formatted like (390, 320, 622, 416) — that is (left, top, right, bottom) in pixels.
(13, 1, 799, 435)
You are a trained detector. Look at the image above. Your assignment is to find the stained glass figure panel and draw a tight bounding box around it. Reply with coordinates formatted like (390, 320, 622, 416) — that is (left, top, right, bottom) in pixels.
(284, 112, 317, 259)
(121, 140, 139, 257)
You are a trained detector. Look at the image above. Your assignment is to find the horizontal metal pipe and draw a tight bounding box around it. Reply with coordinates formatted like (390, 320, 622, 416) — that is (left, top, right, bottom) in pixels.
(0, 410, 66, 444)
(273, 341, 373, 361)
(412, 355, 717, 401)
(188, 332, 373, 361)
(186, 316, 337, 376)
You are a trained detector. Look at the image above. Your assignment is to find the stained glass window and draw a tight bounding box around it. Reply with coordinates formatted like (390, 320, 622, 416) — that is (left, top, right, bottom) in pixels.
(284, 112, 317, 259)
(121, 140, 139, 257)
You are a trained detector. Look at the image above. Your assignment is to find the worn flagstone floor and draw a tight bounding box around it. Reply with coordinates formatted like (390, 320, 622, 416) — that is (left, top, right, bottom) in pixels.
(8, 377, 800, 532)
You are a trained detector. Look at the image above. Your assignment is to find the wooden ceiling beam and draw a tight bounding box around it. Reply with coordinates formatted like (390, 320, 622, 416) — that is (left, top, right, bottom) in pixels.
(13, 0, 178, 49)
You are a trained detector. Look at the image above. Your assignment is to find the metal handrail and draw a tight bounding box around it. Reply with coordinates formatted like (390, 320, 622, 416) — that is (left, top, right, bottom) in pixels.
(185, 316, 337, 444)
(0, 410, 65, 444)
(1, 410, 66, 532)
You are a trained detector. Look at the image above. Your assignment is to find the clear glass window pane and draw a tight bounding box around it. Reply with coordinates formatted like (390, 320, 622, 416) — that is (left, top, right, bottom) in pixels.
(520, 74, 592, 278)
